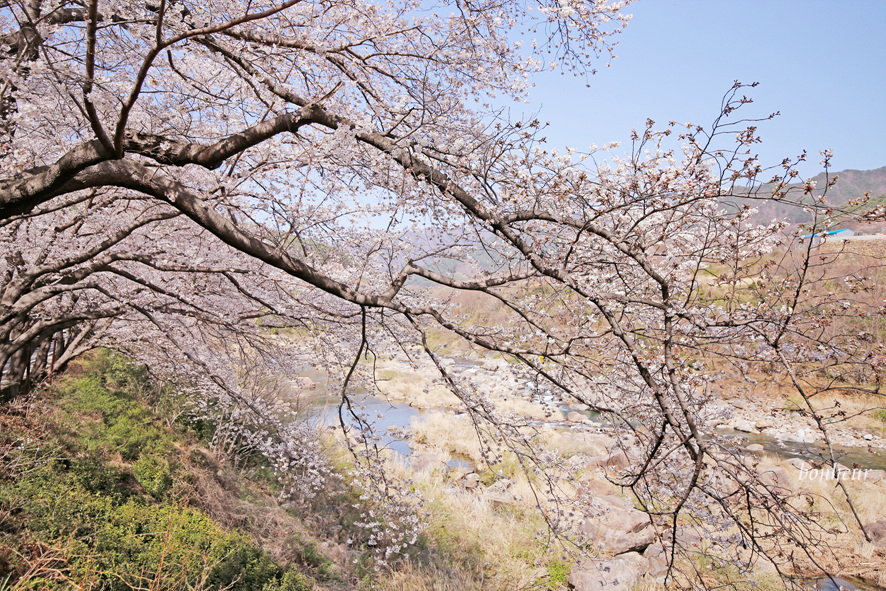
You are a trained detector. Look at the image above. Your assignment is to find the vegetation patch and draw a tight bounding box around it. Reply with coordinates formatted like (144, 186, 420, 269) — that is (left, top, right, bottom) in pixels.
(0, 352, 314, 591)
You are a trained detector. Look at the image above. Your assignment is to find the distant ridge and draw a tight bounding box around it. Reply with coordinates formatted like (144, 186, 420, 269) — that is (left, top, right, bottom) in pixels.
(740, 166, 886, 226)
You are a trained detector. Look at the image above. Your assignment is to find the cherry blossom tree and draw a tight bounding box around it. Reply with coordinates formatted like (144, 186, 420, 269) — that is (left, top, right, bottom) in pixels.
(1, 0, 882, 585)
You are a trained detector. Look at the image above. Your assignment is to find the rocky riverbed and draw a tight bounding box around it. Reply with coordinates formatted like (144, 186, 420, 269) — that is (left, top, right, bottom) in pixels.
(294, 351, 886, 590)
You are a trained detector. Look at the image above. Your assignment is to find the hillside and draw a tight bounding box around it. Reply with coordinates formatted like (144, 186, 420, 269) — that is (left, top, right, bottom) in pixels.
(741, 165, 886, 226)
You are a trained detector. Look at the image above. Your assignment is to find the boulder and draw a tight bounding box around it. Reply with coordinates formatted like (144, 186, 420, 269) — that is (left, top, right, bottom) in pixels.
(290, 376, 315, 390)
(580, 476, 613, 496)
(746, 443, 765, 454)
(482, 479, 516, 507)
(755, 418, 775, 430)
(864, 469, 886, 484)
(662, 528, 702, 548)
(590, 450, 630, 470)
(863, 520, 886, 548)
(579, 505, 654, 555)
(567, 552, 648, 591)
(757, 466, 792, 493)
(483, 488, 516, 507)
(787, 457, 813, 471)
(567, 411, 589, 423)
(643, 542, 671, 577)
(448, 466, 468, 483)
(463, 472, 480, 489)
(733, 420, 756, 433)
(599, 495, 632, 510)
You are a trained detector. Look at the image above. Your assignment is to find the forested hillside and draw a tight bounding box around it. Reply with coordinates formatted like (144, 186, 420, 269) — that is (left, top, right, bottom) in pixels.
(744, 166, 886, 225)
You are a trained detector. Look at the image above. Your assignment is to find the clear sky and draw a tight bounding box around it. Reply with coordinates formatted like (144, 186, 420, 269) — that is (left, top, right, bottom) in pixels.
(525, 0, 886, 177)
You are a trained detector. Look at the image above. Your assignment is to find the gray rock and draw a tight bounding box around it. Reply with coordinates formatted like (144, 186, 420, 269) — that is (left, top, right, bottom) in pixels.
(448, 467, 468, 482)
(863, 519, 886, 548)
(463, 472, 480, 489)
(567, 411, 588, 423)
(579, 505, 654, 555)
(863, 469, 885, 484)
(487, 478, 513, 491)
(567, 552, 648, 591)
(663, 529, 702, 548)
(643, 542, 671, 577)
(733, 420, 756, 433)
(757, 466, 792, 493)
(787, 457, 813, 471)
(483, 489, 516, 507)
(482, 478, 516, 507)
(599, 450, 631, 470)
(746, 443, 765, 453)
(290, 376, 315, 390)
(755, 418, 775, 430)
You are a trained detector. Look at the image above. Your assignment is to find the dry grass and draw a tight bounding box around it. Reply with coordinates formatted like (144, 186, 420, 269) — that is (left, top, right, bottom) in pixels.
(381, 455, 568, 591)
(410, 411, 487, 462)
(753, 454, 886, 586)
(538, 429, 610, 460)
(372, 361, 463, 409)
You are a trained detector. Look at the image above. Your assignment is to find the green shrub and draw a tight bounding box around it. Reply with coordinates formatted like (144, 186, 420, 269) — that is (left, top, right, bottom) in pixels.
(91, 503, 284, 590)
(285, 534, 337, 580)
(132, 452, 174, 498)
(59, 371, 175, 462)
(0, 459, 311, 591)
(546, 559, 571, 588)
(261, 571, 314, 591)
(0, 351, 314, 591)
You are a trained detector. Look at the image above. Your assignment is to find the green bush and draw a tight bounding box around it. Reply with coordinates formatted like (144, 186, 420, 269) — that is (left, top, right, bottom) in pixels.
(285, 534, 337, 580)
(261, 571, 314, 591)
(132, 452, 174, 498)
(546, 559, 571, 588)
(0, 458, 311, 590)
(0, 351, 314, 591)
(60, 373, 176, 462)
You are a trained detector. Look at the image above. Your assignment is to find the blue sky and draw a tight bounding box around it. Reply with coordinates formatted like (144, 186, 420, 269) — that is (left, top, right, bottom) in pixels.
(525, 0, 886, 177)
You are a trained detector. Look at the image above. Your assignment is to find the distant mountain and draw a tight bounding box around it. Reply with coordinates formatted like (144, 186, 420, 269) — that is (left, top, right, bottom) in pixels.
(738, 166, 886, 227)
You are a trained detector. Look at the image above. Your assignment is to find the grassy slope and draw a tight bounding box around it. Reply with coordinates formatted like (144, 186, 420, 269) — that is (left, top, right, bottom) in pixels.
(0, 352, 329, 591)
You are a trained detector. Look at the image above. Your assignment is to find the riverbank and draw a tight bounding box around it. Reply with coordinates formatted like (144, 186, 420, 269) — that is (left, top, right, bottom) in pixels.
(302, 349, 886, 589)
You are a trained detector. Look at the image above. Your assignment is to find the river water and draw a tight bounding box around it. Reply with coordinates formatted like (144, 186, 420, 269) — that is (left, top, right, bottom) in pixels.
(294, 359, 886, 471)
